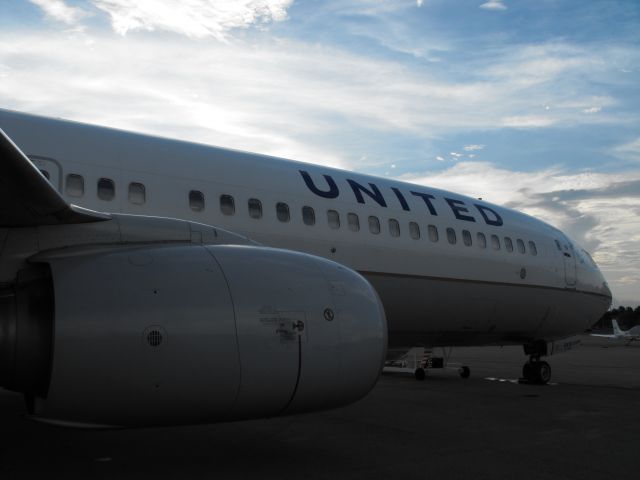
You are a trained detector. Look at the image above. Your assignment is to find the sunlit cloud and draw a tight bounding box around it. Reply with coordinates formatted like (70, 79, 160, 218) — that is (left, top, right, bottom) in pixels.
(28, 0, 88, 26)
(479, 1, 507, 11)
(91, 0, 292, 40)
(29, 0, 293, 41)
(464, 144, 485, 151)
(501, 115, 556, 128)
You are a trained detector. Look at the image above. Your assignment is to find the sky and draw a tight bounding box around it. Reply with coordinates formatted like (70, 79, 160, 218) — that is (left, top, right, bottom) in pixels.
(0, 0, 639, 305)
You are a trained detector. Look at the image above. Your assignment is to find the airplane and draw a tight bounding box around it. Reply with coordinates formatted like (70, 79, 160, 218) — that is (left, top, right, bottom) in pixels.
(0, 108, 611, 427)
(591, 319, 640, 344)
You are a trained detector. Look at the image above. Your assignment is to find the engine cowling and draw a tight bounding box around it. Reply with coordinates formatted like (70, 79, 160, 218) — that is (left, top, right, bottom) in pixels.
(0, 244, 386, 427)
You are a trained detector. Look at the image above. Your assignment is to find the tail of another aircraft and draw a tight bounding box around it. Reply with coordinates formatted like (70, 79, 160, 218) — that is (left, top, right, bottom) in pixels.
(612, 319, 625, 336)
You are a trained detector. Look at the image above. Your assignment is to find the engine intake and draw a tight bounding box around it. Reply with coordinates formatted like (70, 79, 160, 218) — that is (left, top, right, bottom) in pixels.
(0, 265, 53, 398)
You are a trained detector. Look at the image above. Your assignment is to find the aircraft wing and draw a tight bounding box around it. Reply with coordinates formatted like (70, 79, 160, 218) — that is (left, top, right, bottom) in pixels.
(0, 128, 109, 227)
(590, 334, 616, 338)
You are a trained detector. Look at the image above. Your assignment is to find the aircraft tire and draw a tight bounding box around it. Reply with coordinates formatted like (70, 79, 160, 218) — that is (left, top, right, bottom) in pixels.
(414, 368, 426, 381)
(522, 361, 534, 381)
(534, 361, 551, 385)
(459, 366, 470, 378)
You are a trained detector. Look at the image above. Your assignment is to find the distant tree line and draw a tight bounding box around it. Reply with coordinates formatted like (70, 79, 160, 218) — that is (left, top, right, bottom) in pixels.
(592, 306, 640, 330)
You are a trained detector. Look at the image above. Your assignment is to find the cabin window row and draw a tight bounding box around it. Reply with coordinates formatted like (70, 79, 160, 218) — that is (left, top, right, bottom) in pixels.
(64, 174, 146, 205)
(62, 177, 538, 257)
(214, 194, 538, 256)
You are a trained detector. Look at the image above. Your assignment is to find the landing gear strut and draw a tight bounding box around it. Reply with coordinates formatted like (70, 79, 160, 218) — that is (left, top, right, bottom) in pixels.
(520, 340, 551, 385)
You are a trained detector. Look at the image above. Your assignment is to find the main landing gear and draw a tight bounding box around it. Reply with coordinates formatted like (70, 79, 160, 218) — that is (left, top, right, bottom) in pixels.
(520, 340, 551, 385)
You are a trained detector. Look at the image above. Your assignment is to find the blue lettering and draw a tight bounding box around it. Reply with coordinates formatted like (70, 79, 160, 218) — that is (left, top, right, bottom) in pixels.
(347, 180, 387, 207)
(475, 204, 503, 226)
(391, 187, 410, 211)
(445, 198, 476, 222)
(299, 170, 339, 199)
(410, 191, 438, 216)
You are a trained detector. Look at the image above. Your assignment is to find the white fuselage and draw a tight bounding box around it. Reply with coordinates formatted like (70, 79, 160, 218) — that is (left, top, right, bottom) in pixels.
(0, 109, 612, 347)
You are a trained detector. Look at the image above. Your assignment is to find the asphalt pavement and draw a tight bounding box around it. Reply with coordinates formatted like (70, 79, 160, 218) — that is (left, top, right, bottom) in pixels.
(1, 335, 638, 479)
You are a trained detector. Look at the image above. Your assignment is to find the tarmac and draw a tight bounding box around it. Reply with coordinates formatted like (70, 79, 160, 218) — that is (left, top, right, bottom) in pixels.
(1, 335, 638, 479)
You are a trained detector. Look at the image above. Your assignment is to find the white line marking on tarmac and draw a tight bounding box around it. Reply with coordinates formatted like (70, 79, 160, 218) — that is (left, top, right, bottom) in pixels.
(484, 377, 558, 386)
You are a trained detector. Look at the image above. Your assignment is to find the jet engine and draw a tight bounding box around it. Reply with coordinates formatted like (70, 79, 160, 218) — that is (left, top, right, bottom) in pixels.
(0, 244, 386, 427)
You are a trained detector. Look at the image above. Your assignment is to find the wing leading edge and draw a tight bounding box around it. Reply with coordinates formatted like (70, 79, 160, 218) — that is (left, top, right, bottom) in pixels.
(0, 128, 109, 227)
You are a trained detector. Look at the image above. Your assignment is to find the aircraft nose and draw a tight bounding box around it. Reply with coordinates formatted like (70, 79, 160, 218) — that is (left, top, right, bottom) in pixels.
(602, 280, 612, 302)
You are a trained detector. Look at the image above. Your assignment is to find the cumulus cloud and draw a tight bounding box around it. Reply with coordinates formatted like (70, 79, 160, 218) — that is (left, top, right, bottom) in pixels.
(29, 0, 87, 26)
(479, 1, 507, 11)
(89, 0, 292, 40)
(402, 162, 640, 300)
(29, 0, 293, 40)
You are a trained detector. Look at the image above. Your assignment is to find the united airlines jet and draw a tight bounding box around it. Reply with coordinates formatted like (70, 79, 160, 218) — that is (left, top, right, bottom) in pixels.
(0, 109, 611, 427)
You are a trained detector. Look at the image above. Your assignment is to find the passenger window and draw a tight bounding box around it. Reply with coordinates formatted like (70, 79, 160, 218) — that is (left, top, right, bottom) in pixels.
(66, 174, 84, 197)
(276, 202, 290, 222)
(302, 206, 315, 226)
(529, 241, 538, 256)
(347, 213, 360, 232)
(409, 222, 420, 240)
(389, 218, 400, 237)
(446, 227, 457, 245)
(477, 232, 487, 249)
(128, 182, 146, 205)
(40, 169, 50, 180)
(428, 225, 439, 242)
(491, 235, 501, 250)
(505, 237, 514, 252)
(97, 178, 115, 201)
(189, 190, 205, 211)
(327, 210, 340, 229)
(248, 198, 262, 219)
(368, 216, 380, 234)
(462, 230, 472, 246)
(220, 194, 235, 215)
(517, 239, 526, 254)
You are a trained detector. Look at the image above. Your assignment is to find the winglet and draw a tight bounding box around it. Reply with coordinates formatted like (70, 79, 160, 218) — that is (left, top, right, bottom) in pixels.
(612, 319, 624, 336)
(0, 127, 110, 227)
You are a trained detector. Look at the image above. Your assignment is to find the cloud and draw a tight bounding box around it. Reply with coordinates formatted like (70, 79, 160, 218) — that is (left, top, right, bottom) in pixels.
(29, 0, 87, 26)
(501, 115, 556, 128)
(89, 0, 293, 40)
(402, 162, 640, 300)
(479, 1, 507, 11)
(464, 144, 485, 151)
(614, 137, 640, 162)
(583, 106, 601, 114)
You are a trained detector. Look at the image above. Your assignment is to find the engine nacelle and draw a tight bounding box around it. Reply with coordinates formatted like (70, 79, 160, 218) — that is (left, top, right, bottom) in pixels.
(0, 244, 386, 427)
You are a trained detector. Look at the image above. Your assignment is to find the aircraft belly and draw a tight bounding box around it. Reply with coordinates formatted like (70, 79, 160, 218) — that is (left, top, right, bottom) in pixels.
(363, 272, 607, 347)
